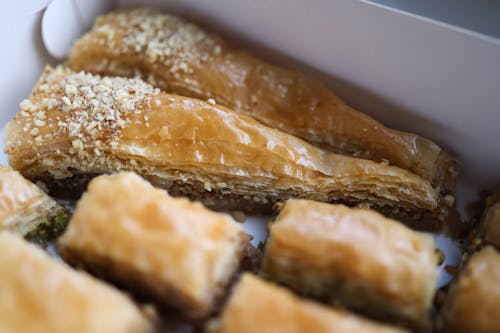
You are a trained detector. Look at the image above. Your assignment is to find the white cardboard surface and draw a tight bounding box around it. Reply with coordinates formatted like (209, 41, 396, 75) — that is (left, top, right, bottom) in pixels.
(1, 0, 498, 289)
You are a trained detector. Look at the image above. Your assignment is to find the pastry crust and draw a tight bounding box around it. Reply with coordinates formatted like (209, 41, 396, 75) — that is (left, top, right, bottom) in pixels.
(4, 66, 449, 227)
(207, 273, 408, 333)
(57, 172, 249, 320)
(0, 165, 67, 239)
(440, 246, 500, 333)
(0, 232, 152, 333)
(261, 200, 438, 328)
(67, 8, 457, 193)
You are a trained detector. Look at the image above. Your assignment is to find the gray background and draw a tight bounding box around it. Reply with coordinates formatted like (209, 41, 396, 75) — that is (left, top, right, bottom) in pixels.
(368, 0, 500, 39)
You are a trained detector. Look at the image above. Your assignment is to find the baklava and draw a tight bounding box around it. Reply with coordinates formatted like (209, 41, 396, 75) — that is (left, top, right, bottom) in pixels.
(0, 232, 152, 333)
(0, 165, 68, 240)
(439, 246, 500, 333)
(4, 66, 449, 226)
(67, 8, 457, 193)
(261, 199, 438, 328)
(57, 172, 249, 319)
(207, 273, 408, 333)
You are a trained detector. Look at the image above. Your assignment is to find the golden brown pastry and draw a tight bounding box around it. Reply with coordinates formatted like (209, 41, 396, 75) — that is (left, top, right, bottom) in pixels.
(207, 273, 408, 333)
(67, 8, 457, 193)
(0, 232, 152, 333)
(57, 172, 249, 319)
(4, 66, 449, 226)
(261, 199, 438, 328)
(439, 246, 500, 333)
(0, 165, 68, 240)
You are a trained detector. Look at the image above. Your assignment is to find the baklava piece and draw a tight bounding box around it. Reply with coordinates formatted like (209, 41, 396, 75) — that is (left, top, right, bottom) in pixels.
(0, 165, 68, 240)
(4, 66, 450, 227)
(261, 199, 438, 328)
(207, 273, 408, 333)
(67, 8, 457, 193)
(439, 246, 500, 333)
(57, 172, 249, 319)
(0, 232, 152, 333)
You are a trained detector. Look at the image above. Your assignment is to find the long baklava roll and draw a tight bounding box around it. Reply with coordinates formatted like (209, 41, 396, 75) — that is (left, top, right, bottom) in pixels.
(207, 273, 408, 333)
(439, 246, 500, 333)
(0, 232, 152, 333)
(67, 8, 457, 193)
(0, 165, 68, 240)
(4, 66, 449, 226)
(57, 172, 249, 320)
(261, 199, 439, 328)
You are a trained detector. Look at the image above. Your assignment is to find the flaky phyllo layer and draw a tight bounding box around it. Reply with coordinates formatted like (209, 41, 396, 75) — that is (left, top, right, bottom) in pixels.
(207, 274, 408, 333)
(67, 8, 458, 193)
(4, 66, 450, 227)
(58, 172, 249, 319)
(0, 232, 152, 333)
(0, 166, 68, 240)
(262, 200, 438, 328)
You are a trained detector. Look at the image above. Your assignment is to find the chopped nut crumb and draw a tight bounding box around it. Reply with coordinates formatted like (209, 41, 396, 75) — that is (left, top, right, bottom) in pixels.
(34, 119, 46, 127)
(20, 99, 36, 112)
(231, 211, 246, 223)
(434, 248, 445, 265)
(16, 66, 160, 148)
(444, 194, 455, 207)
(203, 182, 213, 192)
(91, 9, 220, 78)
(72, 139, 84, 151)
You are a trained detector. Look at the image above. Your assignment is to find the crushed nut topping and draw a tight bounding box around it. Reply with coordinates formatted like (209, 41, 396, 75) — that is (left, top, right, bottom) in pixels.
(18, 66, 160, 146)
(89, 9, 220, 77)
